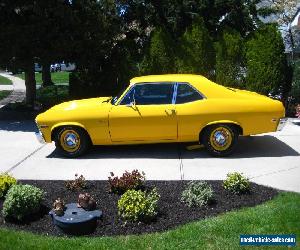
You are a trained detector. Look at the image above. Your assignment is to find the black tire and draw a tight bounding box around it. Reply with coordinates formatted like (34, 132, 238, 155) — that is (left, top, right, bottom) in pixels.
(54, 126, 91, 157)
(202, 124, 239, 157)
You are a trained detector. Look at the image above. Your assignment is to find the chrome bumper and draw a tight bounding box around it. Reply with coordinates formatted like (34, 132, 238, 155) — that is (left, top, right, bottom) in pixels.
(35, 131, 46, 144)
(276, 118, 288, 131)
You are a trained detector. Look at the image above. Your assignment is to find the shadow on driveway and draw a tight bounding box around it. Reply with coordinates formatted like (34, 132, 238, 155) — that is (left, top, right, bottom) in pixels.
(47, 135, 299, 159)
(0, 120, 37, 132)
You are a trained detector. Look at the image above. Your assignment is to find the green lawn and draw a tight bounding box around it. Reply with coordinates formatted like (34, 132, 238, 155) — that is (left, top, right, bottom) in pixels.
(0, 75, 12, 85)
(16, 72, 70, 85)
(0, 90, 12, 101)
(0, 192, 299, 250)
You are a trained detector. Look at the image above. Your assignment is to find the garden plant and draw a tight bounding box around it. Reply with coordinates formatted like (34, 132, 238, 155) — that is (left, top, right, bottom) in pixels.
(108, 170, 145, 194)
(0, 173, 17, 198)
(181, 181, 214, 207)
(118, 188, 160, 222)
(65, 174, 87, 191)
(223, 172, 250, 194)
(2, 184, 44, 221)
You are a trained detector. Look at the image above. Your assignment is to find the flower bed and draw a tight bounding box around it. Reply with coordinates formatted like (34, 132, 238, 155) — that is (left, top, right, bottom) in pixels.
(0, 180, 278, 237)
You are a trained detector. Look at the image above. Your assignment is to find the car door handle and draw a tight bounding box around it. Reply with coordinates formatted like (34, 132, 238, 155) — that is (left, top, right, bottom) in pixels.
(165, 109, 176, 115)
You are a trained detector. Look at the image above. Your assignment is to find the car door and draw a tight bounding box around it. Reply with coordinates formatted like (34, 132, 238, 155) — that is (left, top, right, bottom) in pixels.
(109, 82, 177, 142)
(175, 82, 206, 142)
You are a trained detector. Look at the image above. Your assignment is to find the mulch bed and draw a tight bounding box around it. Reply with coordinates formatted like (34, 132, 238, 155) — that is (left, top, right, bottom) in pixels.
(0, 180, 278, 237)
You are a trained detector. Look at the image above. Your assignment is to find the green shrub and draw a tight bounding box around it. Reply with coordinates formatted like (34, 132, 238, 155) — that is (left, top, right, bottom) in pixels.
(181, 181, 214, 207)
(2, 184, 44, 220)
(223, 172, 250, 194)
(108, 170, 145, 194)
(118, 188, 160, 222)
(36, 85, 69, 107)
(0, 173, 17, 198)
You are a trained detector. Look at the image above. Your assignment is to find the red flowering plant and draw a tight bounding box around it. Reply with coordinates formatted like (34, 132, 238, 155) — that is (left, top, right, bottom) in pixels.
(296, 104, 300, 118)
(65, 173, 87, 191)
(108, 170, 146, 194)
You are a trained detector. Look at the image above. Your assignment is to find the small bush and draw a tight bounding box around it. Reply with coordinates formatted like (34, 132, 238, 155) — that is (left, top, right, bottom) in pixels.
(0, 173, 17, 198)
(118, 188, 160, 222)
(108, 170, 145, 194)
(181, 181, 214, 207)
(223, 172, 250, 194)
(36, 85, 69, 108)
(2, 184, 44, 220)
(65, 174, 87, 191)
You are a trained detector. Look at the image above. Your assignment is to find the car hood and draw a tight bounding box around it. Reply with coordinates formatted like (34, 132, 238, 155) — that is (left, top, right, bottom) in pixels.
(36, 97, 112, 124)
(50, 97, 112, 111)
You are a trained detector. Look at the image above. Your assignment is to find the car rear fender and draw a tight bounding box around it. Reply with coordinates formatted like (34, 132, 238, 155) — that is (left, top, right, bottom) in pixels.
(199, 120, 243, 144)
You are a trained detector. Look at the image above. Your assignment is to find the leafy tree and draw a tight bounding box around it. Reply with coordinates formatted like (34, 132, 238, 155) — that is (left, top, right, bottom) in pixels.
(176, 18, 215, 78)
(258, 0, 299, 51)
(215, 29, 245, 88)
(0, 0, 39, 105)
(0, 0, 119, 105)
(117, 0, 264, 42)
(139, 28, 176, 75)
(245, 24, 291, 99)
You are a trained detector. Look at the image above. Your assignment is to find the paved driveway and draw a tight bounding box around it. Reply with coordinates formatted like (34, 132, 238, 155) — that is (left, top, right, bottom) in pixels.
(0, 119, 299, 192)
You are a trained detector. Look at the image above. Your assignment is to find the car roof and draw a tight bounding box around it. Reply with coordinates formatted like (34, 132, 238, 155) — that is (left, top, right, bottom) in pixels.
(130, 74, 206, 84)
(130, 74, 234, 98)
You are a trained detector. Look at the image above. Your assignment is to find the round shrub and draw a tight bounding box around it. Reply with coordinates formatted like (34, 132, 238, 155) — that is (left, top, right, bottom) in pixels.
(181, 181, 214, 207)
(2, 184, 44, 220)
(223, 172, 250, 194)
(118, 188, 160, 222)
(0, 173, 17, 198)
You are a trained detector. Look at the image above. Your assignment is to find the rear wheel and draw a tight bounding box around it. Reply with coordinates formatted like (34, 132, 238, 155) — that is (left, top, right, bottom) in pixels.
(54, 126, 90, 157)
(202, 124, 239, 157)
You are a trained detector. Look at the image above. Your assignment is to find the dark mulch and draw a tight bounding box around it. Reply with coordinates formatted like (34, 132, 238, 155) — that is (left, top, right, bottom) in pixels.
(0, 180, 278, 237)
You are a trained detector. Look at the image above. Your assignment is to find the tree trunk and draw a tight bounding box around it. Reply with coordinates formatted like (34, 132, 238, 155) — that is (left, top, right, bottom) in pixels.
(42, 62, 53, 87)
(24, 62, 36, 106)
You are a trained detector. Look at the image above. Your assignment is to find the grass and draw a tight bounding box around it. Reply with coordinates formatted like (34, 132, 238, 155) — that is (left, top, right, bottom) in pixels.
(0, 192, 299, 249)
(0, 90, 12, 101)
(0, 75, 12, 85)
(16, 72, 70, 85)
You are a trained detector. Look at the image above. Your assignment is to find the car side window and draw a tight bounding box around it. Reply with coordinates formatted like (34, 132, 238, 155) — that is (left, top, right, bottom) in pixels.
(176, 83, 203, 104)
(120, 83, 174, 105)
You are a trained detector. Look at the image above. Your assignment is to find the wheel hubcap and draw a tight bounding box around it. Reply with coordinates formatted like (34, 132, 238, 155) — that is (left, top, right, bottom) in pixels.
(214, 131, 226, 146)
(209, 127, 233, 151)
(60, 130, 81, 153)
(65, 133, 78, 147)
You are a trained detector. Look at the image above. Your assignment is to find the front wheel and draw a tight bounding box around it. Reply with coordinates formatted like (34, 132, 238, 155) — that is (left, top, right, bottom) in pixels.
(202, 124, 239, 157)
(54, 126, 91, 157)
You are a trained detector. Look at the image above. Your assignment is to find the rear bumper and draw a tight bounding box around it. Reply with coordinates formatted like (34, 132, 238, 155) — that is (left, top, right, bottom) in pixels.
(276, 118, 288, 131)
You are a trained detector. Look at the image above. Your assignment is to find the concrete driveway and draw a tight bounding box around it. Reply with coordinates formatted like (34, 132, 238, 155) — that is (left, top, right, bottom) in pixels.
(0, 119, 299, 192)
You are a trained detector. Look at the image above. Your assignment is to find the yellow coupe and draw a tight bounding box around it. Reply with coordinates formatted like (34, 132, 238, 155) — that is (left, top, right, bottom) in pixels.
(36, 74, 286, 157)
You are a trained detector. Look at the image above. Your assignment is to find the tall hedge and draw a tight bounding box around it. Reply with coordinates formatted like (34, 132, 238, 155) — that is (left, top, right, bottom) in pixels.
(215, 29, 245, 88)
(140, 28, 176, 75)
(176, 18, 215, 78)
(245, 24, 289, 96)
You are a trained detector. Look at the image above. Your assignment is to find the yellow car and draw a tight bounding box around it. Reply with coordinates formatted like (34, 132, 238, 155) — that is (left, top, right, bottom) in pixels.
(35, 74, 286, 157)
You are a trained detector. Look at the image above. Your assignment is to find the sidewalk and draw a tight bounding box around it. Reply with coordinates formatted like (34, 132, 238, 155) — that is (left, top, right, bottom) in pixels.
(0, 73, 26, 108)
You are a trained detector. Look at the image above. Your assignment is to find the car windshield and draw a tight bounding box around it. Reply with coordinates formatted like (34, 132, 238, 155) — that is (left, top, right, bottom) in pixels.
(111, 85, 128, 105)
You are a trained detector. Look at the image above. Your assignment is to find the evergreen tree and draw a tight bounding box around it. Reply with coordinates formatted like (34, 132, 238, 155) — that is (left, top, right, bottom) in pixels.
(215, 29, 244, 88)
(245, 24, 290, 97)
(176, 18, 215, 78)
(140, 28, 176, 74)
